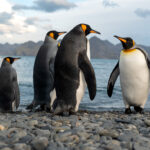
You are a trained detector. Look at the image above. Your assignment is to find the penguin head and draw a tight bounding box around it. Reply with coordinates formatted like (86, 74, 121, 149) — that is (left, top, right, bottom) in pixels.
(4, 57, 20, 64)
(47, 30, 66, 40)
(114, 36, 135, 49)
(79, 24, 100, 36)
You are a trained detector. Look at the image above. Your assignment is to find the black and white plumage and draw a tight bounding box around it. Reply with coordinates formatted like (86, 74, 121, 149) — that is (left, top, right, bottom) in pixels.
(53, 24, 100, 115)
(0, 57, 20, 112)
(107, 36, 150, 114)
(26, 31, 66, 111)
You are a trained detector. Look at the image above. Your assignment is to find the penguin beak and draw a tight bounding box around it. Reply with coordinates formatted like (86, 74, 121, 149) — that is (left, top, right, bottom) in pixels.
(114, 35, 127, 43)
(58, 32, 66, 36)
(90, 29, 100, 34)
(14, 57, 21, 61)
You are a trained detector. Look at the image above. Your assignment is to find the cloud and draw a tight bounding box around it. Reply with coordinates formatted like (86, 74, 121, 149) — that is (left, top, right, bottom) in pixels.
(25, 17, 40, 25)
(102, 0, 118, 7)
(0, 12, 12, 24)
(135, 8, 150, 18)
(13, 0, 76, 13)
(0, 0, 12, 13)
(0, 0, 37, 36)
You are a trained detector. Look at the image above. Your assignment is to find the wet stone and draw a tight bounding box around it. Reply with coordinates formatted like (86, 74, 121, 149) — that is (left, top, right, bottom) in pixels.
(31, 137, 49, 150)
(13, 143, 31, 150)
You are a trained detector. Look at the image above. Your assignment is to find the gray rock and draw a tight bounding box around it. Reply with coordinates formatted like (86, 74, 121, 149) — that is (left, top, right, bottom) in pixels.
(31, 137, 49, 150)
(133, 142, 150, 150)
(99, 129, 119, 138)
(1, 148, 12, 150)
(118, 131, 139, 142)
(79, 145, 97, 150)
(102, 143, 122, 150)
(120, 142, 132, 149)
(77, 132, 91, 141)
(28, 120, 38, 126)
(19, 135, 33, 143)
(103, 120, 114, 129)
(144, 119, 150, 126)
(0, 141, 7, 147)
(115, 119, 131, 124)
(13, 143, 31, 150)
(32, 129, 50, 138)
(7, 128, 27, 143)
(53, 126, 71, 133)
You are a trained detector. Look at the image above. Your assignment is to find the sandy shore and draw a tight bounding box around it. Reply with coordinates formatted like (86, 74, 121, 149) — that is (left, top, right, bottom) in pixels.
(0, 111, 150, 150)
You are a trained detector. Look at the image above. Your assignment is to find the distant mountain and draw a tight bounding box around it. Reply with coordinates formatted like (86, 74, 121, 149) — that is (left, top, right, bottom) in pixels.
(0, 37, 150, 59)
(90, 36, 150, 59)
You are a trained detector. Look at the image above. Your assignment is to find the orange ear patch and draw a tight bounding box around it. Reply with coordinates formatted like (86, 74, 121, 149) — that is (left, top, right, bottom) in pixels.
(81, 24, 87, 32)
(6, 58, 10, 63)
(49, 32, 54, 39)
(133, 40, 135, 46)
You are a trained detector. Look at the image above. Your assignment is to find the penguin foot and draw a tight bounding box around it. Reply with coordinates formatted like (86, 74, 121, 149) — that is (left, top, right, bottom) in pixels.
(125, 108, 132, 114)
(26, 103, 34, 110)
(40, 104, 50, 112)
(26, 101, 38, 111)
(69, 110, 77, 115)
(134, 106, 144, 114)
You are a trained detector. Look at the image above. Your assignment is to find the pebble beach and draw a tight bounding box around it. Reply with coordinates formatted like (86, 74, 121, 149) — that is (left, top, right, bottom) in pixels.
(0, 111, 150, 150)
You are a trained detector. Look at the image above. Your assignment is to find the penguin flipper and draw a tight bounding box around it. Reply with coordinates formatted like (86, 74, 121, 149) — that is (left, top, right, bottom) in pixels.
(14, 81, 20, 109)
(13, 70, 20, 109)
(136, 47, 150, 69)
(79, 51, 96, 100)
(107, 61, 120, 97)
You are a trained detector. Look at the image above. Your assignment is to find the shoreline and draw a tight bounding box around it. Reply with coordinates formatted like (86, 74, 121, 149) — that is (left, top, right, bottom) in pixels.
(0, 111, 150, 150)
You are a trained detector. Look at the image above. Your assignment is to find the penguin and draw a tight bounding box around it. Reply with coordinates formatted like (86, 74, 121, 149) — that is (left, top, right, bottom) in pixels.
(0, 57, 20, 112)
(53, 24, 100, 115)
(26, 30, 66, 111)
(107, 36, 150, 114)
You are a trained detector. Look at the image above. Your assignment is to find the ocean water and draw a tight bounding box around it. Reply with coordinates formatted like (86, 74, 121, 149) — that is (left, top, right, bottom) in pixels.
(1, 56, 150, 111)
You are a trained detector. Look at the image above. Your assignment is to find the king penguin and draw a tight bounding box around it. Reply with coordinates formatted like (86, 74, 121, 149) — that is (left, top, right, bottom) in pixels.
(53, 24, 100, 115)
(0, 57, 20, 112)
(107, 36, 150, 114)
(26, 30, 66, 111)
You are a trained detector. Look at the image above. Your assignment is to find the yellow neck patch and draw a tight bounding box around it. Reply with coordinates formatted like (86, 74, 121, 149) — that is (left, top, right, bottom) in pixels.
(58, 43, 60, 47)
(122, 49, 136, 54)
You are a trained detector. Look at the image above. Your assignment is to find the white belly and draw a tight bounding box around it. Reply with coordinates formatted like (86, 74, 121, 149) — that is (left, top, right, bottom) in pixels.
(75, 39, 91, 111)
(119, 50, 150, 108)
(50, 89, 56, 110)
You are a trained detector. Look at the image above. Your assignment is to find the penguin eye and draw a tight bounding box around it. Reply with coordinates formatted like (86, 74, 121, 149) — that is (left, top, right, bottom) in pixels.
(81, 24, 87, 32)
(6, 58, 10, 63)
(49, 32, 54, 39)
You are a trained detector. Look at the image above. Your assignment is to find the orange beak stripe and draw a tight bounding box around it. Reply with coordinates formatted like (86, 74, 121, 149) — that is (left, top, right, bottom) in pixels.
(14, 58, 20, 61)
(58, 32, 66, 36)
(90, 30, 97, 33)
(118, 37, 127, 43)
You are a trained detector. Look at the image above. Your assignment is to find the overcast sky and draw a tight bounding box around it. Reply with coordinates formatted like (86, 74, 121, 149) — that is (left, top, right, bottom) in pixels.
(0, 0, 150, 45)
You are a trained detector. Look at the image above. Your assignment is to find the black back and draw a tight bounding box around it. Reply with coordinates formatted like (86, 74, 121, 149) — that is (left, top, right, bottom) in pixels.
(53, 25, 96, 111)
(33, 35, 58, 106)
(0, 60, 20, 112)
